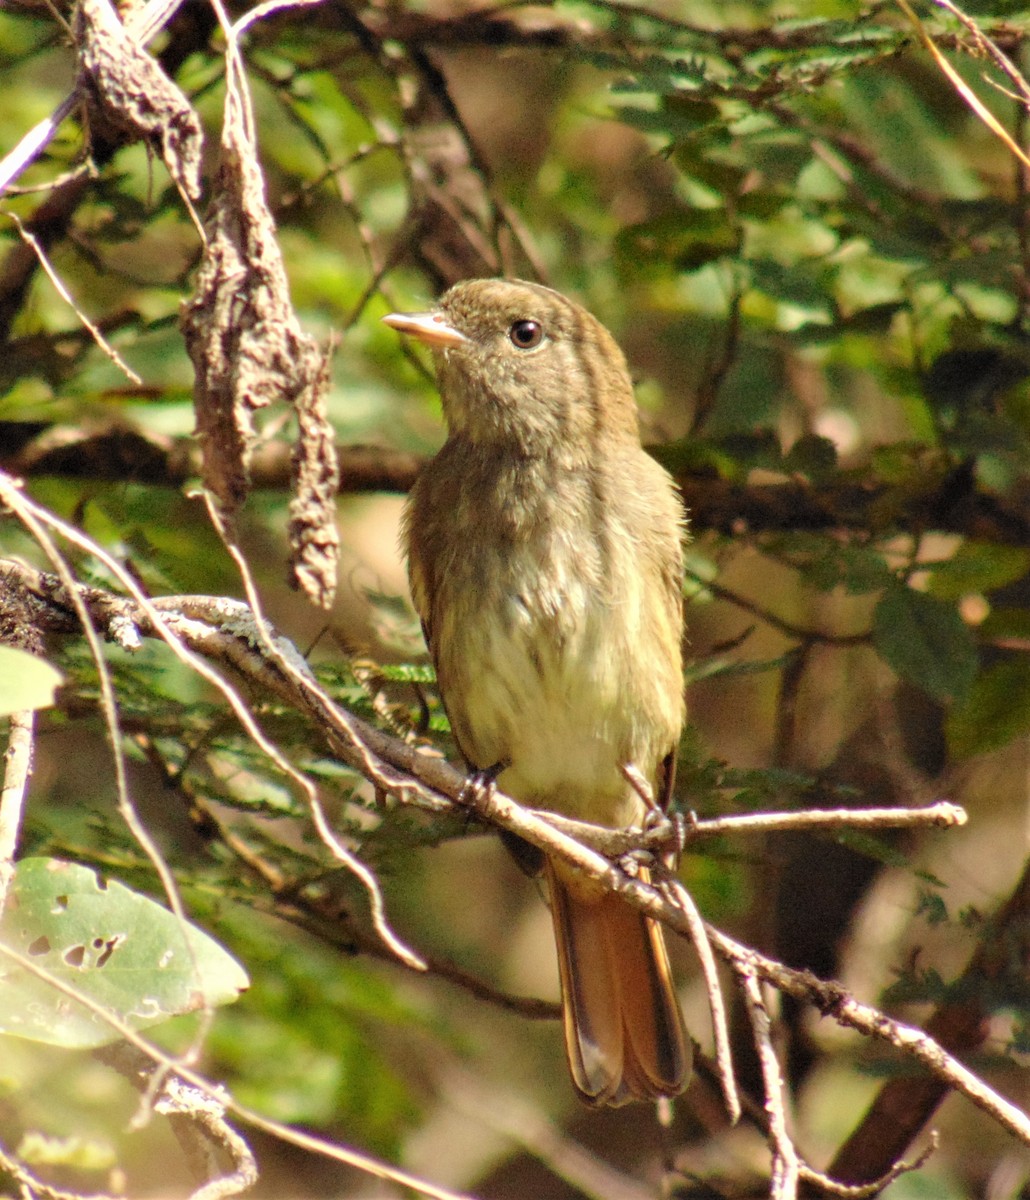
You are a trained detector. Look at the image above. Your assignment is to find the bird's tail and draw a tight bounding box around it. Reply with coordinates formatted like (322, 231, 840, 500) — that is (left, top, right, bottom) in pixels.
(546, 859, 691, 1106)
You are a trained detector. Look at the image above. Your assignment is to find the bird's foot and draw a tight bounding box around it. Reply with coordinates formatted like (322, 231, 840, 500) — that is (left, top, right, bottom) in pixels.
(632, 808, 689, 873)
(458, 763, 504, 815)
(617, 848, 654, 880)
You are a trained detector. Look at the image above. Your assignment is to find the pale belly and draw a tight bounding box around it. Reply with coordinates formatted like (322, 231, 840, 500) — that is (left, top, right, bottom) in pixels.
(439, 578, 663, 830)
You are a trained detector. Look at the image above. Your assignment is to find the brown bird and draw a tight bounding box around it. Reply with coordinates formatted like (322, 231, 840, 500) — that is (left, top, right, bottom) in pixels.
(384, 279, 690, 1106)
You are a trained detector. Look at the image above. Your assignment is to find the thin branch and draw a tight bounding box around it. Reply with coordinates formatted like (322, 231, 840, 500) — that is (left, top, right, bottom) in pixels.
(709, 927, 1030, 1150)
(739, 967, 799, 1200)
(4, 423, 1030, 544)
(0, 710, 34, 917)
(798, 1136, 938, 1198)
(898, 0, 1030, 169)
(685, 570, 868, 646)
(5, 212, 142, 385)
(663, 878, 741, 1125)
(0, 1131, 121, 1200)
(824, 855, 1030, 1186)
(6, 557, 1020, 1161)
(684, 802, 966, 839)
(200, 492, 424, 972)
(929, 0, 1030, 109)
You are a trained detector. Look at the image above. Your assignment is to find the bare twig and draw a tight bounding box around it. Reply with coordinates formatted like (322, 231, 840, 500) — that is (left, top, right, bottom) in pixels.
(0, 0, 190, 195)
(708, 928, 1030, 1149)
(898, 0, 1030, 169)
(5, 212, 142, 384)
(798, 1136, 938, 1197)
(3, 555, 1015, 1159)
(538, 801, 966, 856)
(684, 802, 966, 838)
(0, 1131, 121, 1200)
(929, 0, 1030, 108)
(685, 569, 868, 646)
(739, 967, 800, 1199)
(664, 877, 741, 1123)
(154, 1077, 258, 1200)
(0, 710, 34, 917)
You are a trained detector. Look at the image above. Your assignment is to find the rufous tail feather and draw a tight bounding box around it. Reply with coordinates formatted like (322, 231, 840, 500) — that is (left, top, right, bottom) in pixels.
(546, 860, 691, 1106)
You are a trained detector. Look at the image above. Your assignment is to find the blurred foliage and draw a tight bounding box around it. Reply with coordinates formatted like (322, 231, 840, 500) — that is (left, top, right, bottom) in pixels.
(3, 0, 1030, 1196)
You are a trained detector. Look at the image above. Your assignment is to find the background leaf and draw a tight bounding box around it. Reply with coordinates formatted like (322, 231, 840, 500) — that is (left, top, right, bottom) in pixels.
(0, 647, 63, 715)
(0, 859, 248, 1049)
(872, 585, 978, 702)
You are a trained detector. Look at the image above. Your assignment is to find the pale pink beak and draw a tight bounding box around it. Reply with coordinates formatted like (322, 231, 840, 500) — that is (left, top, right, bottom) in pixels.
(382, 310, 468, 349)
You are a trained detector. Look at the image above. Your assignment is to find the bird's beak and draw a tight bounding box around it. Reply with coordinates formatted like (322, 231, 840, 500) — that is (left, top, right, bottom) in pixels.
(382, 310, 468, 349)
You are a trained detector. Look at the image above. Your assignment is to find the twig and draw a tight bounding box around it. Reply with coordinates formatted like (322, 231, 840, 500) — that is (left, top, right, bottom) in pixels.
(4, 556, 1012, 1156)
(0, 1131, 121, 1200)
(739, 967, 799, 1199)
(537, 801, 966, 856)
(199, 492, 425, 973)
(685, 569, 868, 646)
(708, 928, 1030, 1149)
(0, 0, 189, 195)
(5, 212, 142, 385)
(0, 710, 34, 917)
(684, 802, 966, 838)
(155, 1077, 258, 1200)
(798, 1136, 938, 1197)
(232, 0, 327, 36)
(929, 0, 1030, 108)
(662, 878, 740, 1124)
(897, 0, 1030, 169)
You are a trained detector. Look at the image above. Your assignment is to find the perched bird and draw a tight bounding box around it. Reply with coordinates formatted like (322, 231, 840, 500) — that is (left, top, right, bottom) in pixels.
(384, 279, 690, 1106)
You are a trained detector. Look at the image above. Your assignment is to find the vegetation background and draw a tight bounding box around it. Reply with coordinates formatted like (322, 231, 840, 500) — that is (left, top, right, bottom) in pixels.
(1, 0, 1030, 1196)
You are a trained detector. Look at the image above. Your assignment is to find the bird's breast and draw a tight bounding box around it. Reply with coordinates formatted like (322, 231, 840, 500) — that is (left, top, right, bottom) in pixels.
(429, 503, 674, 825)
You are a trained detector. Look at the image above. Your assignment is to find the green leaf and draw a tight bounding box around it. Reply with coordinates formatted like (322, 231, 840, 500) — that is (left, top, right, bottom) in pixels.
(979, 607, 1030, 642)
(617, 209, 739, 273)
(0, 859, 248, 1048)
(947, 658, 1030, 759)
(782, 434, 838, 479)
(924, 542, 1030, 601)
(766, 533, 893, 595)
(872, 586, 978, 703)
(18, 1133, 115, 1171)
(0, 647, 63, 715)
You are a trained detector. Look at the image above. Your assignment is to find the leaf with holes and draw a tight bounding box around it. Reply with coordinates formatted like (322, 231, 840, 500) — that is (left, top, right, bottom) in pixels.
(0, 858, 248, 1048)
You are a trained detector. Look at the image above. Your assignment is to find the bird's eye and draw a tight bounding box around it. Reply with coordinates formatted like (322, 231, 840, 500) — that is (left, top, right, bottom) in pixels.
(509, 319, 544, 349)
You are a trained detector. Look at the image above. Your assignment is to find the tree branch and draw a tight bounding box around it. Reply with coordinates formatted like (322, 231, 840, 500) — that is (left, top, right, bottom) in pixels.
(2, 557, 1021, 1173)
(3, 423, 1028, 543)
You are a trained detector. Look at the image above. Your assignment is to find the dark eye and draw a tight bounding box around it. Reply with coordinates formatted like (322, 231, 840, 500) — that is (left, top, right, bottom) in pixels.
(509, 319, 544, 349)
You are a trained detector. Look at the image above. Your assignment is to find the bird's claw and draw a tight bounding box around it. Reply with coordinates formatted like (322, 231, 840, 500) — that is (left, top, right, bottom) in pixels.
(458, 763, 504, 814)
(617, 848, 654, 879)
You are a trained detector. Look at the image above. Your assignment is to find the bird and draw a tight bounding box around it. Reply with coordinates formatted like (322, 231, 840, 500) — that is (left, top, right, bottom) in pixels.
(383, 278, 690, 1106)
